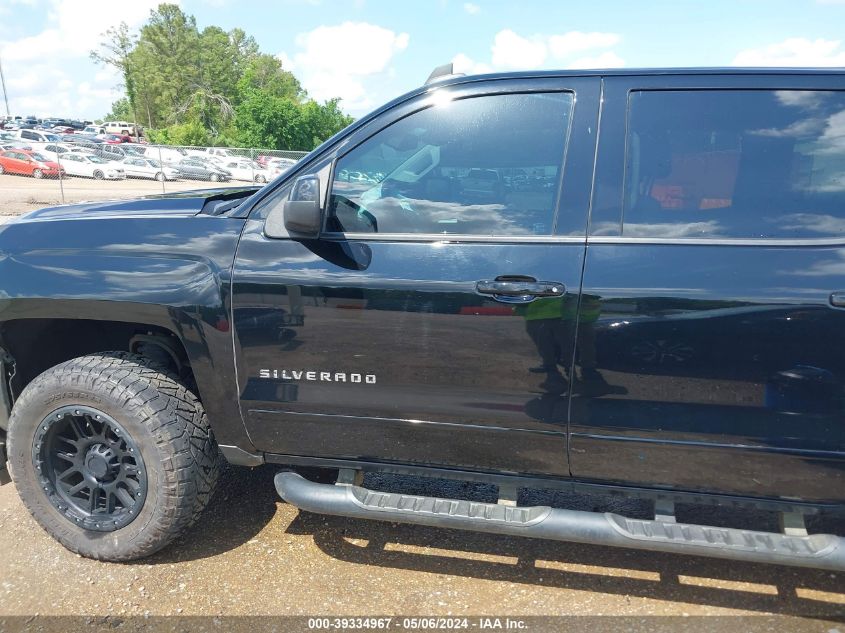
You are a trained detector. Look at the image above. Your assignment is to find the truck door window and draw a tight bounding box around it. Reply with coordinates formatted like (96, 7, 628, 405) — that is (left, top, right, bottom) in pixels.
(327, 92, 573, 236)
(623, 89, 845, 239)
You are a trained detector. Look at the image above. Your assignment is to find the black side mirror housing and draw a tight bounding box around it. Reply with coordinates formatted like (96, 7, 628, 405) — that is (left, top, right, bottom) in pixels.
(283, 175, 322, 239)
(283, 199, 322, 238)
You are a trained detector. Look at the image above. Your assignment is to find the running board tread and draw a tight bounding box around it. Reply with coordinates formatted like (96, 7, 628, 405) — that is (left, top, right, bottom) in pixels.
(274, 471, 845, 571)
(355, 489, 549, 524)
(608, 515, 835, 557)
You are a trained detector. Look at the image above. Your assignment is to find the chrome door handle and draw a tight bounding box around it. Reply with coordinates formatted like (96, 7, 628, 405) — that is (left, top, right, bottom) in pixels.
(476, 279, 565, 304)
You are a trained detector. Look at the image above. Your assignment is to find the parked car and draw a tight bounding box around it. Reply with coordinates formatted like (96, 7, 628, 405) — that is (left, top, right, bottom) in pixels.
(39, 143, 88, 163)
(122, 157, 179, 181)
(203, 147, 238, 160)
(96, 133, 124, 145)
(80, 125, 106, 136)
(0, 150, 64, 178)
(102, 121, 141, 136)
(175, 157, 231, 182)
(3, 66, 845, 573)
(220, 159, 273, 183)
(153, 146, 190, 165)
(266, 157, 297, 177)
(93, 144, 130, 161)
(15, 129, 61, 144)
(61, 136, 103, 151)
(57, 153, 125, 180)
(105, 133, 132, 144)
(0, 142, 33, 152)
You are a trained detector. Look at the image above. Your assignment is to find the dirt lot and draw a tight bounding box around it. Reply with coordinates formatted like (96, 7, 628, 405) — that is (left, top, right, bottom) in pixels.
(0, 173, 242, 218)
(0, 178, 843, 630)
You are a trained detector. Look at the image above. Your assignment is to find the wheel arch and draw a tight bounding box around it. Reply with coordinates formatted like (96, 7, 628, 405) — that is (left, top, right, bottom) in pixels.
(0, 317, 191, 400)
(0, 307, 254, 452)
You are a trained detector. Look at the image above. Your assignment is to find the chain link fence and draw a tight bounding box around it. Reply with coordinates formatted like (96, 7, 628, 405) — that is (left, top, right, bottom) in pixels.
(0, 132, 308, 215)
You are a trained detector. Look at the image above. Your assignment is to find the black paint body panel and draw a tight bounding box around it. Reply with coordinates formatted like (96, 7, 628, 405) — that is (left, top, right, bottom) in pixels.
(2, 70, 844, 507)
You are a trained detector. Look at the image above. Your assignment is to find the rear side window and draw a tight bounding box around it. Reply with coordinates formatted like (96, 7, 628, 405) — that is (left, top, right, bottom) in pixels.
(328, 92, 573, 236)
(624, 90, 845, 239)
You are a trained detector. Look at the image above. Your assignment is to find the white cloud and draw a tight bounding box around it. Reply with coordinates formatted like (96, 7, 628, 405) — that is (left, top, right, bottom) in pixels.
(548, 31, 621, 58)
(568, 51, 626, 69)
(451, 53, 492, 75)
(0, 0, 163, 118)
(732, 38, 845, 66)
(456, 29, 623, 75)
(463, 2, 481, 15)
(491, 29, 547, 69)
(280, 22, 409, 111)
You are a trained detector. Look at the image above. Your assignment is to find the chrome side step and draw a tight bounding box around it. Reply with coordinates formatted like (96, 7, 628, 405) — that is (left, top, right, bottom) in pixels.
(274, 471, 845, 571)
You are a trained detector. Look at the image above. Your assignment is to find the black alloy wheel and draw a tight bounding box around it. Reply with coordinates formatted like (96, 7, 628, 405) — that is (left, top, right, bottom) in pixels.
(32, 405, 147, 532)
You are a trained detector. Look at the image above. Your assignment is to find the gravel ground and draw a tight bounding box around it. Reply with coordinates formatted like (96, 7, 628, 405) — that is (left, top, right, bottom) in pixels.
(0, 173, 245, 219)
(0, 178, 843, 630)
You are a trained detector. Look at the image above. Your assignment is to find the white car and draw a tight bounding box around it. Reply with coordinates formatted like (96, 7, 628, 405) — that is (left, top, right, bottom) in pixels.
(59, 153, 125, 180)
(153, 147, 190, 165)
(80, 125, 105, 136)
(40, 143, 89, 163)
(221, 159, 273, 183)
(266, 157, 297, 178)
(122, 157, 180, 181)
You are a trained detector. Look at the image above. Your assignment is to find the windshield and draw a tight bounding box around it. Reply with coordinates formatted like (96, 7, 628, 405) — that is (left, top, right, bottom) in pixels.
(29, 153, 47, 161)
(147, 159, 161, 167)
(86, 155, 108, 163)
(44, 134, 60, 142)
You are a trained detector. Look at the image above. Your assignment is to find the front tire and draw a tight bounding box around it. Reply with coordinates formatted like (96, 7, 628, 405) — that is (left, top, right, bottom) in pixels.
(209, 173, 220, 182)
(32, 168, 43, 179)
(155, 171, 165, 182)
(93, 170, 104, 180)
(7, 352, 220, 561)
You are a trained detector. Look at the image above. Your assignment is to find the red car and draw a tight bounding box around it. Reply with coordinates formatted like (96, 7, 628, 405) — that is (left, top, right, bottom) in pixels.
(0, 150, 64, 178)
(99, 133, 131, 144)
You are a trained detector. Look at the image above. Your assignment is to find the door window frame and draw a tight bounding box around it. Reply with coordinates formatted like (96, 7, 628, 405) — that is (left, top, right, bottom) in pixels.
(591, 73, 845, 246)
(317, 78, 601, 244)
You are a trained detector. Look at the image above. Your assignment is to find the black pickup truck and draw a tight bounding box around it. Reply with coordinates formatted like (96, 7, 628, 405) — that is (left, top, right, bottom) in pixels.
(1, 66, 844, 569)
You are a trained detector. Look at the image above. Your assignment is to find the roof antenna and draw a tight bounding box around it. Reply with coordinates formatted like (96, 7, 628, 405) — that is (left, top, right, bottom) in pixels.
(426, 62, 464, 85)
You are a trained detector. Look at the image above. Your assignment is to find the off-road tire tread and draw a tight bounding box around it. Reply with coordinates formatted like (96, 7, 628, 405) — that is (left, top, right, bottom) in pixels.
(9, 352, 220, 561)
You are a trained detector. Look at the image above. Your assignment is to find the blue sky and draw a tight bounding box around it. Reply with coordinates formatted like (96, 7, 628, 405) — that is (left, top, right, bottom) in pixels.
(1, 0, 845, 120)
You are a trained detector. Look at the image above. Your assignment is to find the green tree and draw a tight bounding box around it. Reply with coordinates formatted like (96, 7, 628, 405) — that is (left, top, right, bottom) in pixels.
(237, 54, 304, 102)
(95, 2, 354, 149)
(130, 3, 200, 127)
(102, 97, 133, 122)
(234, 92, 304, 149)
(300, 98, 354, 148)
(90, 22, 141, 136)
(234, 92, 353, 151)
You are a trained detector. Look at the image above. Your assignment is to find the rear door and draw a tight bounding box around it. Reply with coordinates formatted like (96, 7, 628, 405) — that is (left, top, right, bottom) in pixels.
(9, 152, 30, 174)
(570, 73, 845, 503)
(231, 77, 600, 476)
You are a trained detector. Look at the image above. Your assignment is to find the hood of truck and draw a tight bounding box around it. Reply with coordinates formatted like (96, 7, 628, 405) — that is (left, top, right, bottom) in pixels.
(12, 186, 261, 222)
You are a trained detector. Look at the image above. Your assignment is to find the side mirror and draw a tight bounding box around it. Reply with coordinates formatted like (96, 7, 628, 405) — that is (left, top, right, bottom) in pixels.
(283, 175, 322, 239)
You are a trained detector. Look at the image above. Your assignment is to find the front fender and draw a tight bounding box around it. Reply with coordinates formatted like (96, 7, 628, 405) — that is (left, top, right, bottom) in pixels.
(0, 214, 253, 450)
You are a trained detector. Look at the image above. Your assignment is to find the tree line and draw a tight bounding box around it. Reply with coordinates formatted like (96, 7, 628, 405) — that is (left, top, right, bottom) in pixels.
(91, 3, 355, 150)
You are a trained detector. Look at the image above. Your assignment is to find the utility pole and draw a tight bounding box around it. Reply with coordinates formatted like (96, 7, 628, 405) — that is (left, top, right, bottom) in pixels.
(0, 53, 10, 118)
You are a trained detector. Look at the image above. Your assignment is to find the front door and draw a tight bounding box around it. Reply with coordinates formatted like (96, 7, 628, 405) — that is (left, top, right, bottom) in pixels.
(569, 75, 845, 503)
(231, 77, 600, 476)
